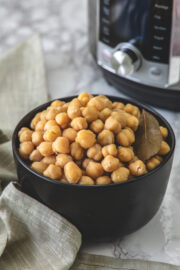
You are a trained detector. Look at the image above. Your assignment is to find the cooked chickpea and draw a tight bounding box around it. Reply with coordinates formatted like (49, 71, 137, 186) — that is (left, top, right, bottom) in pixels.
(111, 111, 127, 128)
(98, 130, 114, 146)
(99, 108, 112, 121)
(56, 154, 72, 167)
(96, 176, 111, 185)
(70, 142, 84, 160)
(129, 160, 147, 176)
(78, 176, 95, 185)
(87, 96, 108, 111)
(81, 106, 99, 122)
(76, 130, 96, 149)
(90, 119, 104, 133)
(51, 100, 65, 107)
(102, 144, 117, 157)
(55, 112, 70, 129)
(35, 120, 47, 131)
(87, 144, 102, 161)
(44, 120, 58, 131)
(71, 117, 88, 131)
(64, 161, 82, 183)
(78, 92, 91, 106)
(40, 110, 48, 120)
(62, 128, 77, 142)
(112, 102, 125, 110)
(30, 113, 41, 129)
(67, 98, 81, 119)
(52, 137, 70, 154)
(158, 141, 170, 155)
(62, 102, 69, 112)
(86, 161, 104, 178)
(29, 149, 43, 161)
(43, 126, 61, 142)
(101, 155, 120, 172)
(32, 131, 44, 146)
(18, 127, 30, 137)
(147, 155, 163, 171)
(43, 164, 62, 180)
(111, 167, 130, 183)
(116, 128, 135, 146)
(19, 141, 34, 159)
(42, 155, 56, 165)
(160, 126, 168, 139)
(124, 103, 140, 118)
(118, 147, 134, 162)
(45, 108, 58, 120)
(105, 116, 121, 133)
(31, 162, 48, 174)
(82, 158, 93, 169)
(126, 114, 139, 131)
(98, 95, 112, 109)
(38, 142, 53, 157)
(19, 129, 33, 142)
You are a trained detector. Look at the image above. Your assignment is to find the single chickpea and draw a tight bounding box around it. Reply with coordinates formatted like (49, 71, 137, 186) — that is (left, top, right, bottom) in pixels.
(102, 144, 117, 157)
(96, 176, 112, 185)
(105, 116, 121, 133)
(101, 155, 120, 172)
(62, 102, 69, 112)
(31, 162, 48, 174)
(126, 114, 139, 131)
(70, 142, 84, 160)
(111, 167, 130, 183)
(42, 155, 56, 165)
(19, 129, 33, 142)
(40, 110, 48, 120)
(116, 128, 135, 146)
(35, 120, 47, 131)
(112, 102, 125, 110)
(56, 154, 72, 167)
(87, 144, 102, 161)
(62, 128, 77, 142)
(52, 137, 70, 154)
(78, 92, 91, 106)
(50, 100, 65, 107)
(86, 161, 104, 179)
(87, 96, 106, 111)
(160, 126, 168, 139)
(29, 149, 43, 161)
(99, 108, 112, 122)
(43, 126, 61, 142)
(129, 160, 147, 176)
(76, 130, 96, 149)
(38, 142, 53, 157)
(118, 147, 135, 162)
(46, 108, 59, 121)
(67, 98, 81, 119)
(158, 141, 170, 155)
(52, 106, 66, 113)
(43, 164, 62, 180)
(32, 131, 44, 146)
(81, 106, 99, 122)
(30, 112, 41, 129)
(82, 158, 93, 169)
(18, 127, 30, 137)
(19, 141, 34, 159)
(71, 117, 88, 131)
(97, 130, 114, 146)
(64, 161, 82, 184)
(90, 119, 104, 133)
(111, 111, 127, 128)
(98, 95, 112, 109)
(55, 112, 70, 129)
(78, 176, 95, 185)
(44, 120, 58, 131)
(124, 103, 140, 118)
(147, 155, 163, 171)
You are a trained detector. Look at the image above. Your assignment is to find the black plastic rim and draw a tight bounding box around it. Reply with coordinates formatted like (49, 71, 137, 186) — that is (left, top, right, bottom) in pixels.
(12, 95, 176, 189)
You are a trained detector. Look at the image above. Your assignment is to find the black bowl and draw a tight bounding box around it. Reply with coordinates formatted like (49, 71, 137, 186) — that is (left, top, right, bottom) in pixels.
(12, 96, 175, 240)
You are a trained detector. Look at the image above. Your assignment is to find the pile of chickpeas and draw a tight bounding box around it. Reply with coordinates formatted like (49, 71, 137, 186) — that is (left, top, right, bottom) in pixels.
(18, 93, 171, 185)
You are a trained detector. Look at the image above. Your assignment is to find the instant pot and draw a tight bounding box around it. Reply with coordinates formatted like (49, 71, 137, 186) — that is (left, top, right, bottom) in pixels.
(88, 0, 180, 110)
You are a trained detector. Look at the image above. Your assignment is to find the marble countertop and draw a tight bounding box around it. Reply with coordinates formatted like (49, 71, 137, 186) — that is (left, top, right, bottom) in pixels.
(1, 0, 180, 265)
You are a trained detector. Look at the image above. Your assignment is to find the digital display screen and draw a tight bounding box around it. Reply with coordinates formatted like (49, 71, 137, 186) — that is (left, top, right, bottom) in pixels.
(100, 0, 172, 63)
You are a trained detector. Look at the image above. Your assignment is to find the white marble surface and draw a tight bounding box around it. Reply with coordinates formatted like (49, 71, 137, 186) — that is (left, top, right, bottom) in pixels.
(1, 0, 180, 266)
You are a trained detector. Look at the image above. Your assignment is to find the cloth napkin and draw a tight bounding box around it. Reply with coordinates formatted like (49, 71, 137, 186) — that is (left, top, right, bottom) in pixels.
(0, 35, 179, 270)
